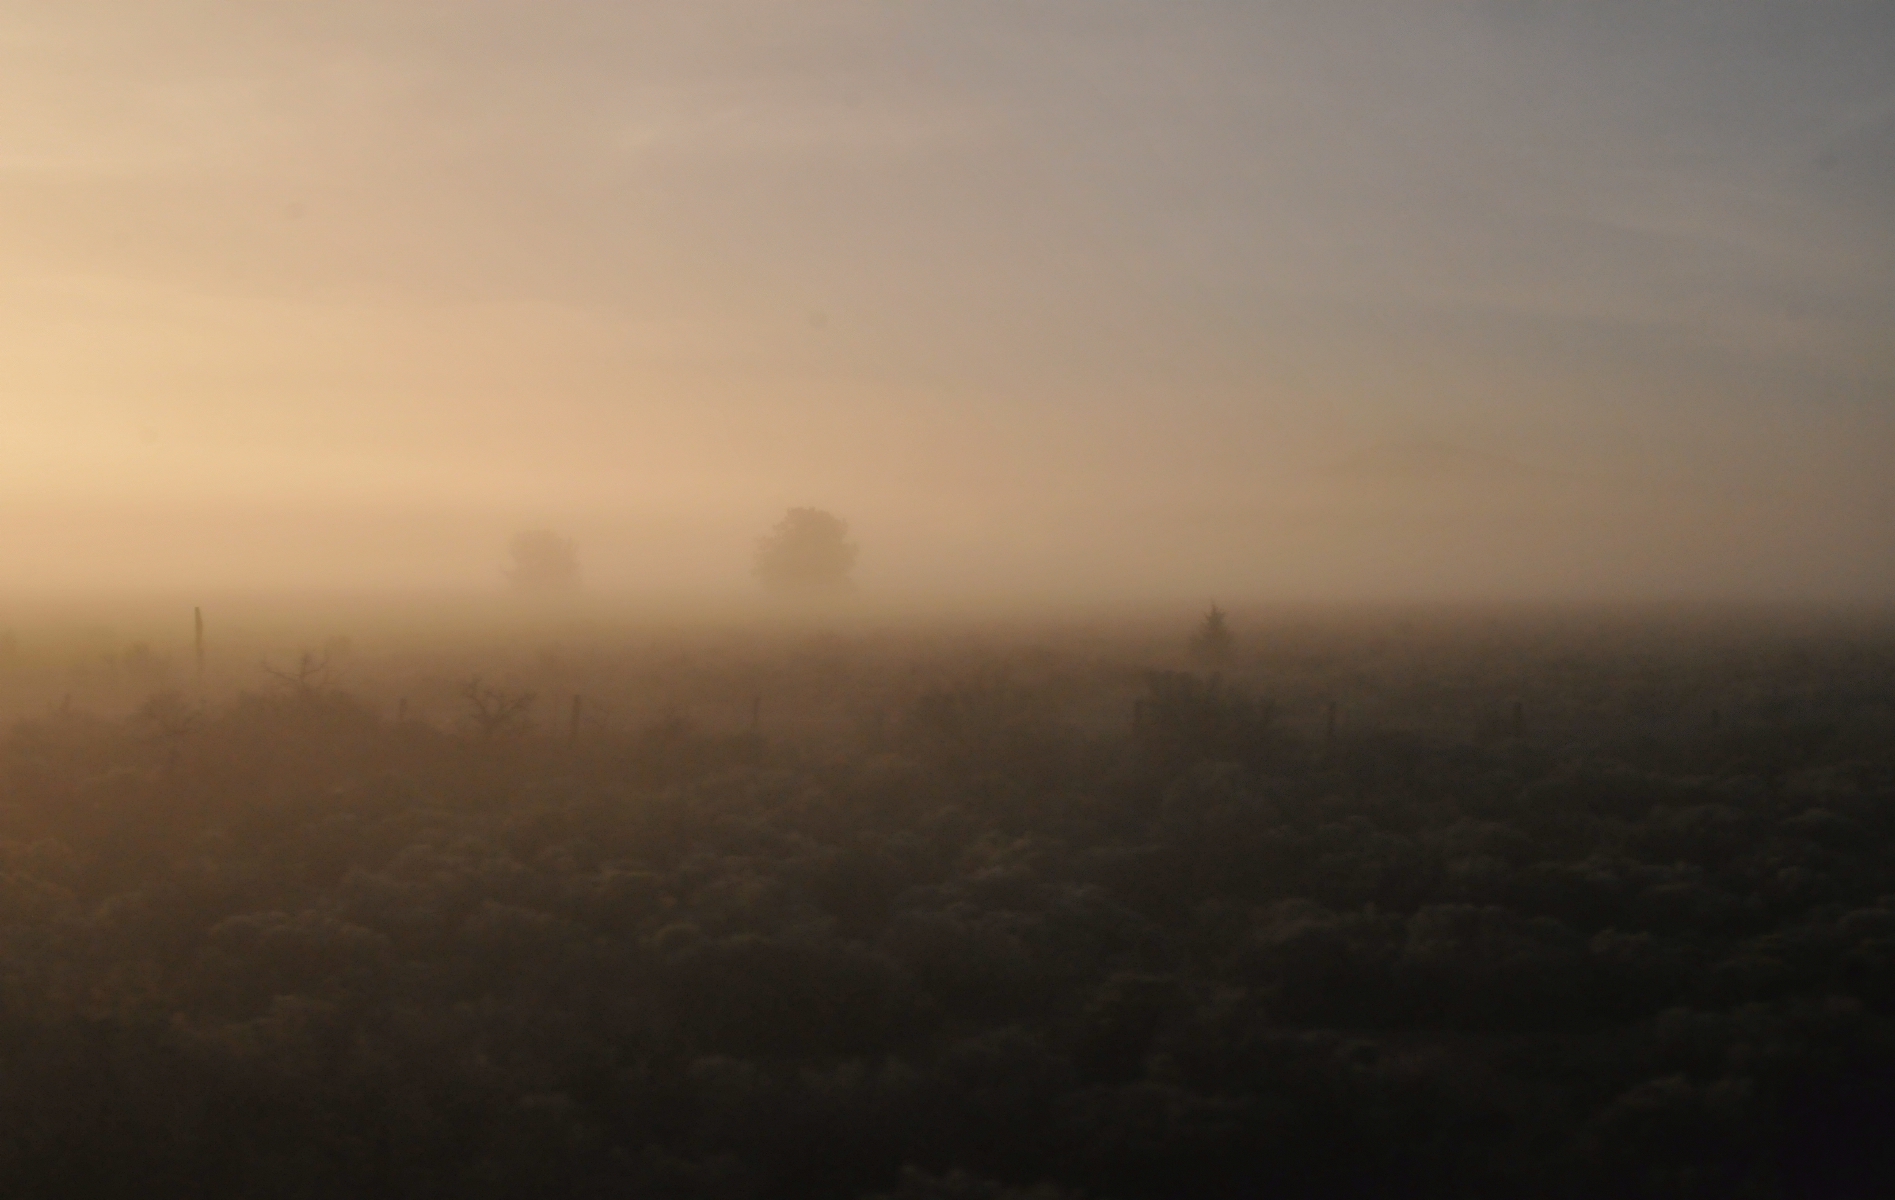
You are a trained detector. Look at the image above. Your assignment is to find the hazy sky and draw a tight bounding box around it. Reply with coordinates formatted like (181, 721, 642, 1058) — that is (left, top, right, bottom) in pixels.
(3, 1, 1891, 599)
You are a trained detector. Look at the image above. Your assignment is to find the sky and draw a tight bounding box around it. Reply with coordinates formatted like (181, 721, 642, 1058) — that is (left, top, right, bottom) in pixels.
(2, 1, 1891, 601)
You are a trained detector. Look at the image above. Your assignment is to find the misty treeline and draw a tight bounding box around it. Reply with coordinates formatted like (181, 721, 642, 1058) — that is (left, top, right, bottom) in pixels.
(505, 507, 859, 595)
(2, 616, 1894, 1197)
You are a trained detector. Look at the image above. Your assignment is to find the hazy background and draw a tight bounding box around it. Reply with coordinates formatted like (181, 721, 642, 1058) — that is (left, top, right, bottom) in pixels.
(3, 0, 1891, 603)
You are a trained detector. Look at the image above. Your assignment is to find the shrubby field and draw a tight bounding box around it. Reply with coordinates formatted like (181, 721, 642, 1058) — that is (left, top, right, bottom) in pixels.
(1, 606, 1892, 1198)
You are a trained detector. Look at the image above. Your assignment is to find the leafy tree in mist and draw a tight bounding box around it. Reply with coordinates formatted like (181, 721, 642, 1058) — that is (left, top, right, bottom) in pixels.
(755, 507, 858, 590)
(505, 529, 580, 591)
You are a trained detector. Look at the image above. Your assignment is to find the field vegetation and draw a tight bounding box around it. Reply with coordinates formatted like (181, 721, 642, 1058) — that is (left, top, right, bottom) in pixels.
(0, 603, 1891, 1197)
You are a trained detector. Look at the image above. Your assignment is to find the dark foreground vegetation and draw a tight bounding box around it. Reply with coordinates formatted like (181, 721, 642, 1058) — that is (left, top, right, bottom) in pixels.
(2, 613, 1894, 1198)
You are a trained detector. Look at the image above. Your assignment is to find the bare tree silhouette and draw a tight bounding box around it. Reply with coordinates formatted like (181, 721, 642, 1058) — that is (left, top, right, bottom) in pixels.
(458, 678, 536, 742)
(261, 651, 335, 698)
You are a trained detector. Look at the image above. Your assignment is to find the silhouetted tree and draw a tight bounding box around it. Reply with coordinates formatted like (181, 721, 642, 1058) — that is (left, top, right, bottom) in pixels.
(506, 529, 580, 591)
(261, 650, 335, 698)
(457, 677, 535, 741)
(754, 507, 858, 590)
(1189, 604, 1235, 665)
(1135, 669, 1273, 769)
